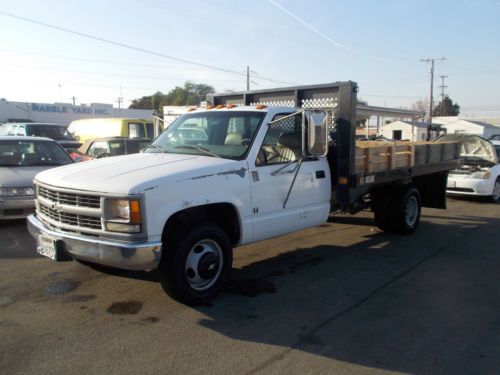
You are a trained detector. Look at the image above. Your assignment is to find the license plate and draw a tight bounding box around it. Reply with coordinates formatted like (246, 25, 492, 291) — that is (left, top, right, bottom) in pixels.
(447, 180, 456, 188)
(36, 234, 57, 260)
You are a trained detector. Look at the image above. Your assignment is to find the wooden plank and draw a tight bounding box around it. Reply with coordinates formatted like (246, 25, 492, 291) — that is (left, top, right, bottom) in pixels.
(354, 140, 457, 174)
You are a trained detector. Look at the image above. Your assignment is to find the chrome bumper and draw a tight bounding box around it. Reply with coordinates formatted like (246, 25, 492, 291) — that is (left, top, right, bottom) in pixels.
(27, 214, 162, 270)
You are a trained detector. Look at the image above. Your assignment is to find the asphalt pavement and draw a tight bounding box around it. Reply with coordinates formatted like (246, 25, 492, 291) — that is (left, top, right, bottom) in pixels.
(1, 198, 499, 375)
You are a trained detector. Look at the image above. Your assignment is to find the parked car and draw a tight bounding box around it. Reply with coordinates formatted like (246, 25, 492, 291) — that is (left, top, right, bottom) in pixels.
(69, 137, 151, 161)
(439, 134, 500, 202)
(0, 136, 74, 219)
(0, 122, 81, 151)
(67, 118, 155, 143)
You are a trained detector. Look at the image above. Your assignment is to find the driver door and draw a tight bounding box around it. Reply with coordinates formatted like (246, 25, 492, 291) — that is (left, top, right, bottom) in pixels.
(250, 113, 330, 242)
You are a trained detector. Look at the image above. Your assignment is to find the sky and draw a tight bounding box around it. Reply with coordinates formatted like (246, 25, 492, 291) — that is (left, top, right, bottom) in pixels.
(1, 0, 500, 117)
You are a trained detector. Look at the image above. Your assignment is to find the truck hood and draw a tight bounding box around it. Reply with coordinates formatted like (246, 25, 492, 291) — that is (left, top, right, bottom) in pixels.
(34, 153, 246, 194)
(438, 134, 498, 164)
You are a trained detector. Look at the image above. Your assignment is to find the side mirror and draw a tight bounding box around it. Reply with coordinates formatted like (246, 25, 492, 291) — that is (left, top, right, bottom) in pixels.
(302, 110, 329, 157)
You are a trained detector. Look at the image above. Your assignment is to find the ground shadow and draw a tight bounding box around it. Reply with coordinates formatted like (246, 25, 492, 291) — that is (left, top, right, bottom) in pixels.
(192, 215, 500, 375)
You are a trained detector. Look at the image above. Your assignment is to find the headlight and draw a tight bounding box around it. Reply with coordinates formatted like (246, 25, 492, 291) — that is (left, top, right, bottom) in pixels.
(105, 198, 142, 233)
(0, 187, 35, 196)
(470, 170, 491, 179)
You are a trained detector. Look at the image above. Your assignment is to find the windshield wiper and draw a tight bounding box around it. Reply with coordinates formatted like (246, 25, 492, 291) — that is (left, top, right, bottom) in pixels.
(144, 144, 165, 153)
(174, 145, 220, 158)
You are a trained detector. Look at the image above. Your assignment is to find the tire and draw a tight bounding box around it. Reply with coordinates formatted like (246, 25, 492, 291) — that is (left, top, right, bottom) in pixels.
(491, 178, 500, 203)
(388, 186, 422, 235)
(373, 189, 393, 231)
(158, 223, 232, 305)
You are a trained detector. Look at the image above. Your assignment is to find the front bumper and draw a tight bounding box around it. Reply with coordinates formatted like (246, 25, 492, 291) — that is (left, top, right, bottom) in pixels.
(446, 177, 494, 197)
(0, 198, 35, 220)
(27, 214, 162, 270)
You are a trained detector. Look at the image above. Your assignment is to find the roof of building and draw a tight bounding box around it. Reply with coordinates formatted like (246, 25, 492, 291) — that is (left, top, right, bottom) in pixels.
(382, 120, 437, 128)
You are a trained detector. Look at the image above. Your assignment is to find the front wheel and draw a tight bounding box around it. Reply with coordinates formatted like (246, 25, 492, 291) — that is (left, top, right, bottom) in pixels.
(158, 223, 232, 305)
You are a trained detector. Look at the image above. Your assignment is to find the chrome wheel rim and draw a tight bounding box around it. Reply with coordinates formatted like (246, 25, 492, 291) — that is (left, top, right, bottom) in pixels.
(405, 196, 418, 227)
(185, 239, 223, 291)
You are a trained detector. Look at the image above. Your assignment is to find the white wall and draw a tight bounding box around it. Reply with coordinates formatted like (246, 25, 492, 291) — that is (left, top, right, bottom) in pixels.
(381, 121, 427, 141)
(444, 121, 486, 136)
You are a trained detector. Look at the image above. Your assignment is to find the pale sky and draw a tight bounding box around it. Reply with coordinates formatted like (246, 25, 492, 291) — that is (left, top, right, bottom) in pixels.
(1, 0, 500, 117)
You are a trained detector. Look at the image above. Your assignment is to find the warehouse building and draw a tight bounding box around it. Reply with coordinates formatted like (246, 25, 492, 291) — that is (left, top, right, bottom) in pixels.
(0, 99, 154, 126)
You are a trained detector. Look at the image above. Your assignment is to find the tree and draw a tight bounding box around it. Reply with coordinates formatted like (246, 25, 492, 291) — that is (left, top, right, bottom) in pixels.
(129, 95, 152, 110)
(162, 81, 215, 107)
(411, 99, 428, 113)
(128, 82, 215, 113)
(432, 97, 460, 116)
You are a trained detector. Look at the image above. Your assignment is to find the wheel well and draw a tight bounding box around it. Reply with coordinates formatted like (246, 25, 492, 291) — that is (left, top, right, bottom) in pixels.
(162, 203, 241, 246)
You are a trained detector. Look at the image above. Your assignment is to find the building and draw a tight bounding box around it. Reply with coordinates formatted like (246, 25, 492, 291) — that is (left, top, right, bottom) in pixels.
(433, 117, 500, 139)
(380, 121, 433, 141)
(0, 99, 154, 126)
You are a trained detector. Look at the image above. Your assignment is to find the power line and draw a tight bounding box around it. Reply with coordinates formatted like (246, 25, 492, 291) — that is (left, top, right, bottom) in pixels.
(0, 49, 215, 70)
(0, 63, 248, 82)
(0, 10, 296, 86)
(359, 93, 421, 99)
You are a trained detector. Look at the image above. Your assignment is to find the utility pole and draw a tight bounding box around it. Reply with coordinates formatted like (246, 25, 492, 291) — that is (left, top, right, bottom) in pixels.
(246, 66, 250, 91)
(116, 97, 123, 109)
(421, 57, 445, 123)
(71, 96, 77, 106)
(439, 75, 448, 116)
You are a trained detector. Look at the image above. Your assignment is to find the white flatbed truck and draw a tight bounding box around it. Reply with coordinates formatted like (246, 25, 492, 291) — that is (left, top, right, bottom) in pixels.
(28, 82, 459, 305)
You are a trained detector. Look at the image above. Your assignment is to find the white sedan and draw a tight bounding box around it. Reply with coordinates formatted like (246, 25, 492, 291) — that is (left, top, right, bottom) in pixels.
(0, 136, 74, 219)
(442, 135, 500, 202)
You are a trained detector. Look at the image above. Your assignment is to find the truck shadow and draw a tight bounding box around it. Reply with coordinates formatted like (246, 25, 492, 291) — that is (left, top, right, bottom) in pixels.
(192, 215, 500, 374)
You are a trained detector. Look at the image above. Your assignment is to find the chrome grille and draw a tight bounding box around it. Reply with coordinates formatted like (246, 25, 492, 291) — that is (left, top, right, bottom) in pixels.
(40, 205, 102, 230)
(39, 186, 100, 208)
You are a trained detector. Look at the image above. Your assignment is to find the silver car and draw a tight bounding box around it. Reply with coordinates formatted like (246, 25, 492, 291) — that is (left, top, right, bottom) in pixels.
(0, 136, 74, 219)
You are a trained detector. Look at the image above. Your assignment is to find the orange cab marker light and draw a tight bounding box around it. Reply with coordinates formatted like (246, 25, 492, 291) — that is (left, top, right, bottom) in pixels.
(255, 104, 267, 110)
(215, 105, 225, 109)
(187, 107, 196, 112)
(206, 105, 214, 110)
(339, 177, 349, 185)
(129, 200, 141, 224)
(226, 104, 237, 109)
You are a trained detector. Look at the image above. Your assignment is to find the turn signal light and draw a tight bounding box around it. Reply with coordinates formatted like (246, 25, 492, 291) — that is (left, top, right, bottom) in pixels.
(129, 200, 141, 224)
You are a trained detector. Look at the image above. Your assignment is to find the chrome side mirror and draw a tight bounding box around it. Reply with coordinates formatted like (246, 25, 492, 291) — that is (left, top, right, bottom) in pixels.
(302, 110, 329, 157)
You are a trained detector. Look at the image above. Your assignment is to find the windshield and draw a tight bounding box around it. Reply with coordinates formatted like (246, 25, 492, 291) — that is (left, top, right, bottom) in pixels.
(145, 111, 266, 160)
(26, 125, 75, 140)
(0, 140, 74, 167)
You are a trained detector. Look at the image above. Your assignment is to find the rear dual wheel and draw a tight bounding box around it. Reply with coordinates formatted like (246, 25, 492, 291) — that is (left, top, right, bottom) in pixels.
(374, 185, 422, 234)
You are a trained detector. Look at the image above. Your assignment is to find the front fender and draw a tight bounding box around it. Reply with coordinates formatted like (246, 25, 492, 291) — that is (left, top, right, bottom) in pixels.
(143, 172, 253, 244)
